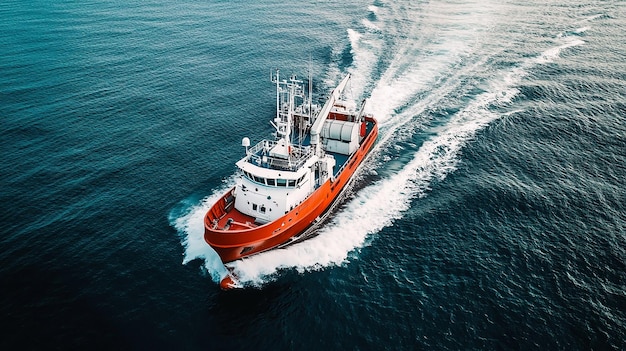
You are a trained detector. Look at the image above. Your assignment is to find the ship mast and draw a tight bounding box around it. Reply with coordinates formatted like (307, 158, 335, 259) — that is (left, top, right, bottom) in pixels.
(308, 66, 313, 126)
(275, 69, 280, 125)
(270, 70, 290, 144)
(305, 71, 312, 147)
(271, 69, 306, 159)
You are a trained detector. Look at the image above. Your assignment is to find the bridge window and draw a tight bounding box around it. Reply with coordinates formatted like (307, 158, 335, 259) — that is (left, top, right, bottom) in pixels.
(288, 180, 296, 187)
(267, 179, 276, 186)
(277, 179, 287, 187)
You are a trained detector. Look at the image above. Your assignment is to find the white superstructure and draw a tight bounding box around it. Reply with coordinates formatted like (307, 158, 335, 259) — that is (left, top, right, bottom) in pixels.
(232, 70, 363, 224)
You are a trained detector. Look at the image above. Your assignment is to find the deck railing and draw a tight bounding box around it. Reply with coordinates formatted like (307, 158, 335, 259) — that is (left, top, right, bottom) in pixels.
(246, 140, 314, 171)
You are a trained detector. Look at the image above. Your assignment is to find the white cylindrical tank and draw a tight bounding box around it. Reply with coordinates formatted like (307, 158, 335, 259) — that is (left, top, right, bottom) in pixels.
(321, 120, 358, 142)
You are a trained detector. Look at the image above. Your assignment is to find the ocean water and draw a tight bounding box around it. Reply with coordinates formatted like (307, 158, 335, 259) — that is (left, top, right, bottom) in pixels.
(1, 0, 625, 349)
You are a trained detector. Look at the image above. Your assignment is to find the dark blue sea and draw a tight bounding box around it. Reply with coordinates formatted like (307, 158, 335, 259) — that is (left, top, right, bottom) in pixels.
(2, 0, 625, 349)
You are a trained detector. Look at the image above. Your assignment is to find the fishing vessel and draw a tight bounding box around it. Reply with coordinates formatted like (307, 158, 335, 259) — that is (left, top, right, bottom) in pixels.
(204, 70, 378, 289)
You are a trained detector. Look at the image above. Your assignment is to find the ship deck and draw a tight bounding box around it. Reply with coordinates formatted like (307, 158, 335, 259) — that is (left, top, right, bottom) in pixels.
(214, 206, 258, 231)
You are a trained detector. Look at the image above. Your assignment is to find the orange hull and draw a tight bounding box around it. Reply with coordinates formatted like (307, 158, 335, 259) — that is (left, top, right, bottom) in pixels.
(204, 116, 378, 263)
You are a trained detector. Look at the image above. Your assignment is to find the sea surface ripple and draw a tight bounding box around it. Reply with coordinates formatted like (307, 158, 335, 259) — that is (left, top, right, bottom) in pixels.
(1, 0, 625, 349)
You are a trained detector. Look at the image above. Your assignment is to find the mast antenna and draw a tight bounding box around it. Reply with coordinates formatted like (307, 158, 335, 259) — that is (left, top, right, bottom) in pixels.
(308, 57, 313, 119)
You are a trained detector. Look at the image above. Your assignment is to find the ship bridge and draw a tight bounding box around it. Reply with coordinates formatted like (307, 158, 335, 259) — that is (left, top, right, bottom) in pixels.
(234, 136, 323, 224)
(244, 139, 314, 172)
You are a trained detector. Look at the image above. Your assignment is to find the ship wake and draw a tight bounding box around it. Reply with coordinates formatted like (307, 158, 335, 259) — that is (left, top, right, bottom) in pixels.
(170, 2, 586, 288)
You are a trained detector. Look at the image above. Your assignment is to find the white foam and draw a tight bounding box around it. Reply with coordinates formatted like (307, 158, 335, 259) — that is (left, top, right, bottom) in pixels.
(536, 38, 585, 64)
(345, 27, 383, 105)
(582, 14, 603, 22)
(362, 19, 381, 32)
(346, 28, 362, 47)
(368, 5, 379, 14)
(574, 26, 589, 34)
(170, 179, 235, 282)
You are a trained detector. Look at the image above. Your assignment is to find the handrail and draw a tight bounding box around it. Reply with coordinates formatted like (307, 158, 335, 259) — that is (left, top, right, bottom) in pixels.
(245, 139, 314, 171)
